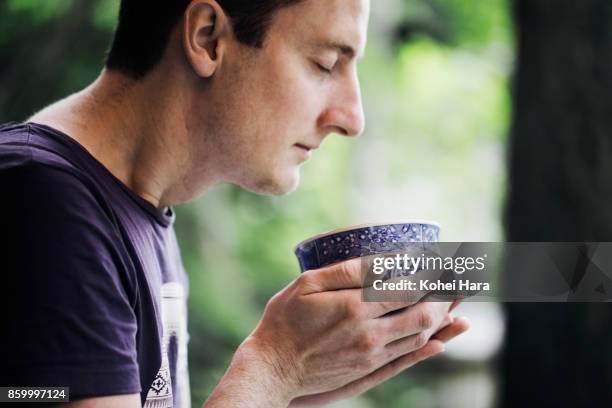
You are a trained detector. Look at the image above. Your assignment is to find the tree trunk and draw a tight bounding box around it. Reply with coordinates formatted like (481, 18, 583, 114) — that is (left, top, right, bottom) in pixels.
(503, 0, 612, 406)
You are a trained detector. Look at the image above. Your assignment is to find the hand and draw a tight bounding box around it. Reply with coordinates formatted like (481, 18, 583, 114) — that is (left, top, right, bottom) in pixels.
(289, 316, 469, 407)
(241, 258, 469, 406)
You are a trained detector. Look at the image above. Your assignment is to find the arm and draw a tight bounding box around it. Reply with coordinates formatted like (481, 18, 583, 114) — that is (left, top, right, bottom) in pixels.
(5, 165, 466, 406)
(62, 394, 141, 407)
(57, 260, 468, 408)
(2, 166, 141, 402)
(202, 338, 297, 407)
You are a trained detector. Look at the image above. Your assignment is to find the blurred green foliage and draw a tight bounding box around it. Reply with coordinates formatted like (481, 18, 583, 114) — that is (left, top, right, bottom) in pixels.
(398, 0, 512, 46)
(0, 1, 512, 407)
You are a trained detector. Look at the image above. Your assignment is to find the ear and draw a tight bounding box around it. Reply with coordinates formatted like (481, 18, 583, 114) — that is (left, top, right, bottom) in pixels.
(183, 0, 229, 78)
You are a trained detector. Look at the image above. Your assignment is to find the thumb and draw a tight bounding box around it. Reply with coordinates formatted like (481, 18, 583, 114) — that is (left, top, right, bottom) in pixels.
(300, 258, 365, 294)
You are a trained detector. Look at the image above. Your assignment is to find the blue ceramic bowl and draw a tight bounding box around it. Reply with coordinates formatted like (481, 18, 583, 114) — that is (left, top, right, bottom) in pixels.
(294, 221, 440, 272)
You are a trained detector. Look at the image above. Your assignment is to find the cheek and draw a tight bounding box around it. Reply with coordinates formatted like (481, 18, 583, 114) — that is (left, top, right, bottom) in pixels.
(256, 59, 323, 136)
(217, 51, 324, 161)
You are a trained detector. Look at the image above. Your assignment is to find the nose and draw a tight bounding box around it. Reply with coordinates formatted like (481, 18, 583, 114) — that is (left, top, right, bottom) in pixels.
(318, 70, 365, 137)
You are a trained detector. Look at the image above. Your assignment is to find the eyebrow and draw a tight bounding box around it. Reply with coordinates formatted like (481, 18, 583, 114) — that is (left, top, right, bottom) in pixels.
(318, 41, 363, 60)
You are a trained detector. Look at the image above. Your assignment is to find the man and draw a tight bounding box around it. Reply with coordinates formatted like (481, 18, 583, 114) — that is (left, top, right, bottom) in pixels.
(0, 0, 469, 407)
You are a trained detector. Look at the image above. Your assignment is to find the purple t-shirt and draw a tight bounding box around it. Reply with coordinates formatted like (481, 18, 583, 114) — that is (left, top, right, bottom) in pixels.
(0, 122, 191, 407)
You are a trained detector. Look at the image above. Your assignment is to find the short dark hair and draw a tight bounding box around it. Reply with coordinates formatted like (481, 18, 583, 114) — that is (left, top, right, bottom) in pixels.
(105, 0, 302, 79)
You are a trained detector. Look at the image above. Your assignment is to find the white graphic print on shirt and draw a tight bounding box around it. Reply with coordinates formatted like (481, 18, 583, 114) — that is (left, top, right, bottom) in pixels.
(144, 282, 190, 408)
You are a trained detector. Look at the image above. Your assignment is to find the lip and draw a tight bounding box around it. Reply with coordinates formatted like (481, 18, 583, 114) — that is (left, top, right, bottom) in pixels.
(295, 143, 320, 151)
(294, 143, 315, 161)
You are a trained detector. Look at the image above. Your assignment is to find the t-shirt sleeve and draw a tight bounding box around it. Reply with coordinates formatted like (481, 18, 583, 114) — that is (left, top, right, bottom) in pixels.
(1, 163, 141, 397)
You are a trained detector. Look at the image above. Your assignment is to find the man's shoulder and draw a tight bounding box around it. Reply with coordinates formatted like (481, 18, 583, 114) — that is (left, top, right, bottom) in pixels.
(2, 158, 97, 200)
(1, 143, 136, 284)
(1, 121, 84, 170)
(0, 141, 120, 245)
(1, 121, 107, 204)
(0, 121, 34, 169)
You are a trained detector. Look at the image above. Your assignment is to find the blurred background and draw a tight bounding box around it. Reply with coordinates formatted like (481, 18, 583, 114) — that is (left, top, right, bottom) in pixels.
(3, 0, 611, 407)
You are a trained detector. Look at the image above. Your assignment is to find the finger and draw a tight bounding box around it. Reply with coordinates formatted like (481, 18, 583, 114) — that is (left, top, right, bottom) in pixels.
(449, 298, 463, 312)
(379, 301, 452, 344)
(317, 288, 427, 323)
(362, 290, 431, 318)
(432, 316, 470, 343)
(381, 309, 454, 357)
(439, 313, 453, 329)
(299, 258, 365, 294)
(362, 276, 431, 302)
(361, 273, 437, 318)
(383, 331, 431, 359)
(364, 300, 426, 319)
(362, 270, 452, 318)
(289, 340, 445, 407)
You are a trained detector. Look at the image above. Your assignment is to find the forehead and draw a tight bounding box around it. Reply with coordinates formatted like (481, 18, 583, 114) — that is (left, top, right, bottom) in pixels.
(271, 0, 370, 57)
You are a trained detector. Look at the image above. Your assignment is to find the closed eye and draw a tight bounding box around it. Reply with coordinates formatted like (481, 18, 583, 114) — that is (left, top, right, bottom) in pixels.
(315, 61, 334, 74)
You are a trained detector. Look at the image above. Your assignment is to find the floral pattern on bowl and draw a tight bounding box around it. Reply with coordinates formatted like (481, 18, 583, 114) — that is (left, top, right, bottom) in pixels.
(294, 222, 440, 272)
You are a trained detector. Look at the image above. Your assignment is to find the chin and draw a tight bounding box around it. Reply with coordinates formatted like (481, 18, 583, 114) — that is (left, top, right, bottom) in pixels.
(241, 168, 301, 196)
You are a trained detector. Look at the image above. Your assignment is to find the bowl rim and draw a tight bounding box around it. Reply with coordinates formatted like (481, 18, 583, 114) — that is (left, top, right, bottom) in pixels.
(294, 219, 440, 250)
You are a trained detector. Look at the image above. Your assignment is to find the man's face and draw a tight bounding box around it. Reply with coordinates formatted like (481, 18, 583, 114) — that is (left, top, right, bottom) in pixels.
(199, 0, 369, 195)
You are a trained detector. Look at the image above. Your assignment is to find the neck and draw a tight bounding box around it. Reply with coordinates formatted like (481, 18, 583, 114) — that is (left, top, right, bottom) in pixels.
(30, 68, 219, 209)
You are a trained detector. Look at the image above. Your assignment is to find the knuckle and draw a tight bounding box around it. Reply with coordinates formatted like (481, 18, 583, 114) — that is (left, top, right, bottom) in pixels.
(344, 296, 362, 319)
(339, 259, 359, 281)
(357, 332, 377, 354)
(417, 307, 435, 330)
(295, 272, 315, 290)
(264, 290, 283, 310)
(413, 331, 429, 349)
